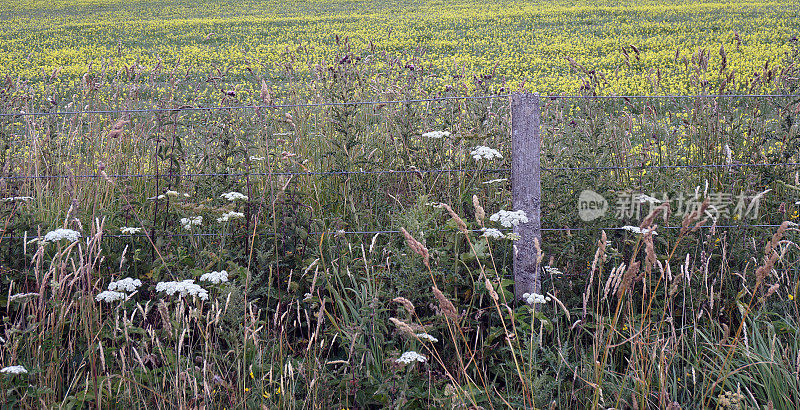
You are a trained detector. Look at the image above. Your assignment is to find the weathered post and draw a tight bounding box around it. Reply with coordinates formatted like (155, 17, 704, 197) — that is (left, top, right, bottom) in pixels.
(511, 93, 542, 302)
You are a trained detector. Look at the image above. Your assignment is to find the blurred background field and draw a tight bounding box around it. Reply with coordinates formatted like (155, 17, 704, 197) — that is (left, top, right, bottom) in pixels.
(0, 0, 798, 94)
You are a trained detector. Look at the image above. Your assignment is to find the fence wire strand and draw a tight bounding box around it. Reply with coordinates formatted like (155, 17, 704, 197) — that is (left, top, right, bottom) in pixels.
(1, 223, 790, 241)
(2, 93, 797, 117)
(5, 161, 799, 180)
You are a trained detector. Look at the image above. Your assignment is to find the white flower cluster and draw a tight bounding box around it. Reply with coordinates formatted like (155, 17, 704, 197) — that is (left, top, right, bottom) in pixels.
(200, 270, 229, 284)
(151, 190, 190, 200)
(180, 216, 203, 230)
(3, 196, 34, 202)
(470, 146, 503, 161)
(482, 178, 507, 185)
(95, 291, 127, 303)
(421, 130, 451, 139)
(108, 277, 142, 292)
(396, 351, 427, 364)
(120, 226, 142, 235)
(217, 211, 244, 222)
(43, 228, 80, 243)
(221, 191, 248, 202)
(96, 277, 142, 303)
(156, 280, 209, 300)
(415, 333, 438, 343)
(543, 266, 564, 276)
(622, 225, 658, 235)
(522, 292, 552, 305)
(489, 210, 529, 228)
(481, 228, 505, 239)
(250, 156, 265, 161)
(635, 194, 662, 204)
(0, 365, 28, 375)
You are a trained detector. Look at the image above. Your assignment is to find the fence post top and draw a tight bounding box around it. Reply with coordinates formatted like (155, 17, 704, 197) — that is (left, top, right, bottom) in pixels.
(510, 92, 540, 104)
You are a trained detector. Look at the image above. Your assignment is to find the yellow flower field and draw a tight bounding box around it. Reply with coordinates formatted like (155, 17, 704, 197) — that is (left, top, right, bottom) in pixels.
(0, 0, 797, 95)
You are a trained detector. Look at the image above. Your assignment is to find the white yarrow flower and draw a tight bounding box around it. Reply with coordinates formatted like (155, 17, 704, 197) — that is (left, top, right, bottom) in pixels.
(396, 351, 427, 364)
(522, 292, 551, 305)
(489, 210, 529, 227)
(1, 365, 28, 375)
(221, 191, 248, 202)
(471, 146, 503, 161)
(120, 227, 142, 235)
(108, 277, 142, 293)
(3, 196, 34, 202)
(43, 228, 80, 243)
(156, 279, 209, 300)
(217, 211, 245, 222)
(95, 290, 127, 303)
(415, 333, 439, 343)
(482, 178, 507, 185)
(421, 130, 451, 139)
(622, 225, 658, 235)
(481, 228, 505, 239)
(250, 156, 265, 161)
(543, 266, 564, 276)
(635, 194, 662, 204)
(180, 216, 203, 230)
(200, 270, 229, 284)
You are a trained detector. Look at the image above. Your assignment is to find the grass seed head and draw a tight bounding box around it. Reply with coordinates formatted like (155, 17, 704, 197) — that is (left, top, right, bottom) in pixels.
(473, 195, 485, 226)
(441, 203, 468, 234)
(432, 286, 458, 320)
(400, 227, 430, 268)
(392, 297, 416, 316)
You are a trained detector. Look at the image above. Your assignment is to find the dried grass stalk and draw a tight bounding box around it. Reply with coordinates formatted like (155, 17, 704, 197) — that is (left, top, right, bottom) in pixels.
(484, 278, 499, 302)
(432, 286, 458, 319)
(618, 261, 641, 298)
(441, 203, 468, 234)
(389, 317, 425, 334)
(392, 297, 416, 316)
(400, 227, 430, 269)
(388, 317, 415, 335)
(105, 118, 129, 139)
(640, 202, 670, 230)
(473, 195, 485, 226)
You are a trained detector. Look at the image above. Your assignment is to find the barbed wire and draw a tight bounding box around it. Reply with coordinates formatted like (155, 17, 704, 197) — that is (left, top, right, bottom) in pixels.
(1, 223, 789, 241)
(545, 94, 799, 100)
(542, 162, 800, 171)
(0, 94, 511, 117)
(1, 93, 796, 118)
(0, 168, 511, 180)
(5, 160, 799, 180)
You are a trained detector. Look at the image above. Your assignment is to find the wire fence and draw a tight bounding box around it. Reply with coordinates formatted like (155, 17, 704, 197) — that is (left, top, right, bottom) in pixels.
(0, 223, 791, 242)
(2, 92, 798, 243)
(5, 161, 800, 180)
(2, 92, 797, 117)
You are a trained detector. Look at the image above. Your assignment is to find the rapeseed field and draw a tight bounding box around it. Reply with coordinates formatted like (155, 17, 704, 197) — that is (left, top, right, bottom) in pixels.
(0, 0, 797, 94)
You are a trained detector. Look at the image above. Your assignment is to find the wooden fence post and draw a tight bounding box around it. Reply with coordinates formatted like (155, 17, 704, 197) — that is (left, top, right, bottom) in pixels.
(511, 93, 542, 302)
